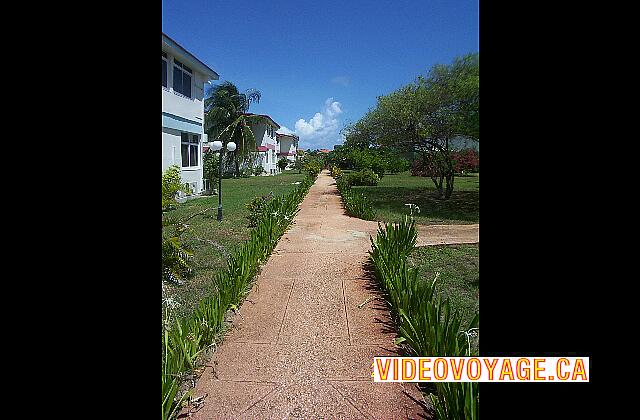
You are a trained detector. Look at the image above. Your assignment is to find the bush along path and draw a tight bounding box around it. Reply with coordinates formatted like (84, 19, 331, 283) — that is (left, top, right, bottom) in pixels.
(181, 170, 426, 419)
(162, 175, 316, 420)
(369, 216, 479, 419)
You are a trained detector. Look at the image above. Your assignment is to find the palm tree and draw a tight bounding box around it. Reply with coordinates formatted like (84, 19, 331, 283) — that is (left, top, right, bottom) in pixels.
(204, 81, 266, 177)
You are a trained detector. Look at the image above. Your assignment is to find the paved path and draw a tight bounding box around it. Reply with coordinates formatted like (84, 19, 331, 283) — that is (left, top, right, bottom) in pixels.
(184, 171, 478, 419)
(416, 224, 479, 247)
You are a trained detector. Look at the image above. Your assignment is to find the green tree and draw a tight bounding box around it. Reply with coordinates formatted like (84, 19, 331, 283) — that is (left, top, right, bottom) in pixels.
(293, 150, 305, 174)
(277, 157, 289, 171)
(344, 53, 479, 198)
(204, 81, 267, 176)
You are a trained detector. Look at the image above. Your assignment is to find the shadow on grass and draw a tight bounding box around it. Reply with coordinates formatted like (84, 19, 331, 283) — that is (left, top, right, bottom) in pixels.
(356, 186, 479, 224)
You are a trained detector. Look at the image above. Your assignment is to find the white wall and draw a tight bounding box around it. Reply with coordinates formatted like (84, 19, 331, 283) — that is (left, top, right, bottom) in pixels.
(162, 52, 205, 124)
(162, 90, 203, 125)
(250, 122, 280, 175)
(277, 136, 298, 164)
(162, 128, 203, 193)
(162, 49, 207, 193)
(162, 128, 180, 170)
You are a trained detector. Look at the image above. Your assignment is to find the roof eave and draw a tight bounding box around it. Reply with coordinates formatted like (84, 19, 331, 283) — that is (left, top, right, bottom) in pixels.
(244, 113, 281, 129)
(162, 33, 219, 81)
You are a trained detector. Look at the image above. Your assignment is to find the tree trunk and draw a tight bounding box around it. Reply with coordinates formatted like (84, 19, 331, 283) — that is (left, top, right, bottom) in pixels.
(443, 150, 455, 199)
(444, 172, 454, 199)
(431, 175, 444, 199)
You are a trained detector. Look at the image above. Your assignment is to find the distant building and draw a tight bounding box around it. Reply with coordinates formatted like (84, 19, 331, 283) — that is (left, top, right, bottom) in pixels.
(449, 136, 479, 151)
(245, 113, 281, 175)
(317, 149, 332, 154)
(162, 32, 219, 194)
(276, 133, 299, 166)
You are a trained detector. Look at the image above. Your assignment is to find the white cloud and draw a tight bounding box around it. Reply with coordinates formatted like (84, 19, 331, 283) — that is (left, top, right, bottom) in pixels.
(276, 126, 295, 135)
(291, 98, 344, 150)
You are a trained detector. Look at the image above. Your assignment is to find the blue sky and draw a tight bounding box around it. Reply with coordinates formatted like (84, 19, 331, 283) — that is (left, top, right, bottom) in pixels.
(162, 0, 478, 150)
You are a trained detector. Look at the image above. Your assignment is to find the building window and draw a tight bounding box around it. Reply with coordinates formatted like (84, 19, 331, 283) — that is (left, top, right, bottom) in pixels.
(173, 59, 192, 98)
(162, 52, 168, 88)
(181, 133, 199, 167)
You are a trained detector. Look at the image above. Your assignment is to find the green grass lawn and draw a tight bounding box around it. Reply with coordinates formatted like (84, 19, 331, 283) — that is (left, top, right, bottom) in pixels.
(407, 244, 479, 328)
(351, 171, 479, 225)
(163, 171, 306, 318)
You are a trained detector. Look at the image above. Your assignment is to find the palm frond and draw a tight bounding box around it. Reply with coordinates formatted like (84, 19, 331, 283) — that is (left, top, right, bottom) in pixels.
(244, 89, 261, 109)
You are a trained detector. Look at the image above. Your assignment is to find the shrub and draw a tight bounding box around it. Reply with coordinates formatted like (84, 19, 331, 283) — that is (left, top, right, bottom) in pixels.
(245, 192, 274, 227)
(293, 155, 304, 174)
(304, 158, 323, 178)
(335, 175, 376, 220)
(253, 165, 265, 176)
(342, 148, 387, 179)
(386, 157, 411, 174)
(343, 189, 375, 220)
(369, 217, 479, 420)
(328, 146, 411, 176)
(277, 157, 289, 171)
(370, 160, 385, 179)
(345, 168, 380, 186)
(452, 149, 479, 174)
(162, 231, 192, 303)
(330, 165, 343, 178)
(162, 233, 193, 285)
(203, 151, 220, 192)
(162, 208, 213, 285)
(162, 165, 190, 210)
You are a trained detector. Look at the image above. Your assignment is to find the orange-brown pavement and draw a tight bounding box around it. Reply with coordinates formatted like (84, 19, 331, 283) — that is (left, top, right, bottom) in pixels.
(183, 170, 478, 419)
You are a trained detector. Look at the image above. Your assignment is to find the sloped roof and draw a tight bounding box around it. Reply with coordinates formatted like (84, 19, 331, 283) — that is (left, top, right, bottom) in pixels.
(162, 32, 219, 80)
(243, 113, 280, 129)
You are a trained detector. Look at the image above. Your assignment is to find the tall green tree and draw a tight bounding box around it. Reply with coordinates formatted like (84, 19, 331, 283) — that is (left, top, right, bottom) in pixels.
(344, 53, 479, 198)
(204, 81, 267, 176)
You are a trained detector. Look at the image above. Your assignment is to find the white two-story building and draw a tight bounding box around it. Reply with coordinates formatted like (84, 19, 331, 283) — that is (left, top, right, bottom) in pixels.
(276, 133, 299, 167)
(245, 113, 281, 175)
(162, 33, 219, 194)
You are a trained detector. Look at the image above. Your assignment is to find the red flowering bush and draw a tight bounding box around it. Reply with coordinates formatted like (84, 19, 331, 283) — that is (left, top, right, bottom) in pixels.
(451, 149, 479, 174)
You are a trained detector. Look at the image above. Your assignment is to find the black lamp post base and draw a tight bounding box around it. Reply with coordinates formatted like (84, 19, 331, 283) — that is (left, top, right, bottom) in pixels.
(217, 205, 223, 222)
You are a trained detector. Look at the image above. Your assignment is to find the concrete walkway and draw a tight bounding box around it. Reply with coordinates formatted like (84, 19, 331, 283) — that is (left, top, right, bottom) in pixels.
(183, 171, 478, 419)
(416, 224, 479, 247)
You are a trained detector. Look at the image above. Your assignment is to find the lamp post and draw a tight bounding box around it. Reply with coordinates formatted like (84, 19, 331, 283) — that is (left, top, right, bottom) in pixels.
(209, 140, 236, 221)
